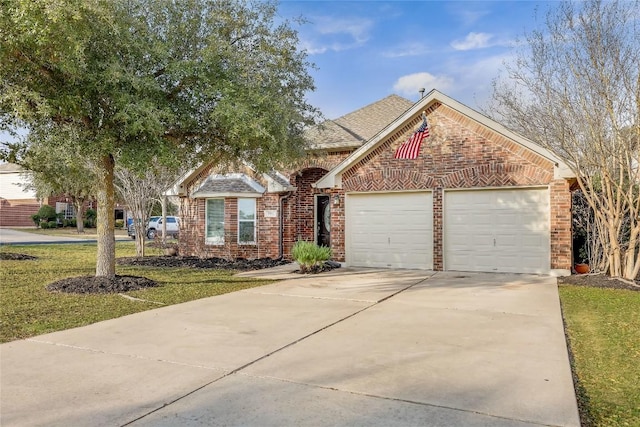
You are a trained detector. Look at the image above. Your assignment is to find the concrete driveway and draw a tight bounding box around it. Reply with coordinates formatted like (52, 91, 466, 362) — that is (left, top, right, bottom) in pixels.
(0, 269, 580, 427)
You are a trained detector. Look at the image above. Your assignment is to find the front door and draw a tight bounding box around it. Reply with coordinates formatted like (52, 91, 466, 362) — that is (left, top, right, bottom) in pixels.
(316, 195, 331, 247)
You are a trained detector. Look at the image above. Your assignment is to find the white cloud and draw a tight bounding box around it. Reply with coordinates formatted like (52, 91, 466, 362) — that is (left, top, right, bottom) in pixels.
(382, 42, 431, 58)
(441, 53, 516, 108)
(392, 72, 454, 97)
(446, 4, 491, 26)
(451, 32, 494, 51)
(316, 17, 372, 42)
(301, 17, 373, 55)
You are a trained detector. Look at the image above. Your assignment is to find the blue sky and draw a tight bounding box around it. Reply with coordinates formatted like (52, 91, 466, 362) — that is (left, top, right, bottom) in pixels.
(278, 1, 551, 119)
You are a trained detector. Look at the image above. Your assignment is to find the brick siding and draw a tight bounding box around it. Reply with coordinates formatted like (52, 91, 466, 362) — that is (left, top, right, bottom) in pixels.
(338, 103, 572, 270)
(178, 103, 572, 271)
(179, 152, 348, 260)
(0, 199, 41, 226)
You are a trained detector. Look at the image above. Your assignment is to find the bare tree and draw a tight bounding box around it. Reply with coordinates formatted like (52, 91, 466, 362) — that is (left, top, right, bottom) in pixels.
(489, 0, 640, 279)
(114, 164, 180, 257)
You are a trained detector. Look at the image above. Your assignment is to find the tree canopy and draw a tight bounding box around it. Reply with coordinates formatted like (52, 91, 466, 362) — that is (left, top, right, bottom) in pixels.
(489, 0, 639, 279)
(1, 0, 319, 277)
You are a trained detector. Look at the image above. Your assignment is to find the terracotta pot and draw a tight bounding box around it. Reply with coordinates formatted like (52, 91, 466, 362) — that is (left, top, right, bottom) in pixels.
(575, 263, 590, 274)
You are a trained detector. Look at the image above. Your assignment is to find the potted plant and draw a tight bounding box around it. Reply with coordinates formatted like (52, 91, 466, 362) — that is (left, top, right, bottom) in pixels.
(574, 262, 590, 274)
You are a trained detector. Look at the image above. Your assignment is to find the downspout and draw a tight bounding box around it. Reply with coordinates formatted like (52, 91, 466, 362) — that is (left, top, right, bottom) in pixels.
(279, 191, 293, 259)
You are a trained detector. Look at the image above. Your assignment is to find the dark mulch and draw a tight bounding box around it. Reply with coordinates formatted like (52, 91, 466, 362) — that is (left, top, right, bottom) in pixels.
(116, 256, 290, 271)
(47, 275, 158, 294)
(558, 273, 639, 292)
(0, 252, 38, 261)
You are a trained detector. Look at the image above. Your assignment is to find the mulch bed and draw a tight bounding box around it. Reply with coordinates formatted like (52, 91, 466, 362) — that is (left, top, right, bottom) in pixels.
(0, 252, 38, 261)
(47, 275, 158, 294)
(558, 273, 639, 292)
(45, 256, 326, 295)
(116, 256, 290, 271)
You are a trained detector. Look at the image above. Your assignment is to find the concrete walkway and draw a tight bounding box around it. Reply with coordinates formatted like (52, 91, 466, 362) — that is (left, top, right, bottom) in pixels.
(0, 270, 580, 427)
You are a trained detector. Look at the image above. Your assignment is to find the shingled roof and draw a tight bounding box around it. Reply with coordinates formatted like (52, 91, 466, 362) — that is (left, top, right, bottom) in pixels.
(305, 94, 413, 151)
(191, 174, 265, 198)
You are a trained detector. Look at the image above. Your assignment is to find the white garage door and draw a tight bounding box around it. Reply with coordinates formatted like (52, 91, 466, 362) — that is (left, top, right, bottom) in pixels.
(346, 192, 433, 269)
(444, 188, 550, 274)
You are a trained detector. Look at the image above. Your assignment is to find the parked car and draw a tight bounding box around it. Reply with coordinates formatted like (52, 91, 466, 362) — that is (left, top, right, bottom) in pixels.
(127, 216, 179, 240)
(146, 216, 180, 239)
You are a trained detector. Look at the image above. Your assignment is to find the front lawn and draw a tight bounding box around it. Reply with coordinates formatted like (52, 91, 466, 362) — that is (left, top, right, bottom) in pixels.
(559, 285, 640, 426)
(0, 242, 273, 343)
(9, 226, 129, 239)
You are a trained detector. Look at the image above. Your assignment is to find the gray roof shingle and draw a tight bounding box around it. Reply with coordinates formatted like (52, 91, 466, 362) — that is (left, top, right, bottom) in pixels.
(192, 174, 265, 197)
(306, 94, 414, 150)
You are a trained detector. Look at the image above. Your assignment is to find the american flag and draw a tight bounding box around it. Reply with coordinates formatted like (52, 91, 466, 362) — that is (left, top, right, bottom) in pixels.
(394, 113, 430, 159)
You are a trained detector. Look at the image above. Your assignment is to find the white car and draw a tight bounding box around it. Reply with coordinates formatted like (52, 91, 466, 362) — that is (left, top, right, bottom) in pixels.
(146, 216, 180, 239)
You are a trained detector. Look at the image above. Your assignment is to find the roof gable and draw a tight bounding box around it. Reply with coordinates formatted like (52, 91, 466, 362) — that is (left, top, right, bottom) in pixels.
(191, 173, 265, 198)
(315, 90, 573, 189)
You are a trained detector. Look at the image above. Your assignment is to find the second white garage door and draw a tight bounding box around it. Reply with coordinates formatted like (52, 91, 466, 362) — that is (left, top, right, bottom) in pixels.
(346, 192, 433, 269)
(444, 188, 550, 274)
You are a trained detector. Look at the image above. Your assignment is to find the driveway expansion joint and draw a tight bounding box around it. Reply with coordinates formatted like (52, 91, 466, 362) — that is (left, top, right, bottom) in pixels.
(121, 273, 434, 426)
(233, 372, 558, 427)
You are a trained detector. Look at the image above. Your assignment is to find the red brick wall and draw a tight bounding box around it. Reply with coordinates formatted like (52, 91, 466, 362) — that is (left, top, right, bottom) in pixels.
(550, 179, 572, 270)
(337, 103, 572, 271)
(0, 199, 41, 226)
(179, 194, 281, 259)
(177, 106, 572, 271)
(179, 151, 350, 260)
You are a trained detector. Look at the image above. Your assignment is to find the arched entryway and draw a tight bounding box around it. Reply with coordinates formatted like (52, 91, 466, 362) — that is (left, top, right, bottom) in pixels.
(283, 167, 330, 255)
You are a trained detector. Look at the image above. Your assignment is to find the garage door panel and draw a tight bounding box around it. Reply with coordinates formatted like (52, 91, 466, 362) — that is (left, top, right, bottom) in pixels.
(346, 192, 433, 269)
(445, 189, 550, 274)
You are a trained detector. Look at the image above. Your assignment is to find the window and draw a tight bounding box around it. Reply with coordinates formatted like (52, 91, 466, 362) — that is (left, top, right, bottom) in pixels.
(238, 198, 256, 244)
(206, 199, 224, 245)
(55, 202, 75, 219)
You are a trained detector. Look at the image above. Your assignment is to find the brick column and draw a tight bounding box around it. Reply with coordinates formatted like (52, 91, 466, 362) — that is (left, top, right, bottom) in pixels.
(550, 179, 572, 272)
(433, 187, 443, 270)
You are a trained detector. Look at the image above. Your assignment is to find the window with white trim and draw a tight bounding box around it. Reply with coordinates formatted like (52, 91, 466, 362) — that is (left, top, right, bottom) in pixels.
(238, 198, 256, 244)
(206, 199, 224, 245)
(55, 202, 75, 219)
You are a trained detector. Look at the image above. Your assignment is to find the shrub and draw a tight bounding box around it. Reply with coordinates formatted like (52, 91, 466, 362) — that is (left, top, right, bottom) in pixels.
(84, 209, 96, 228)
(68, 218, 77, 227)
(291, 240, 332, 273)
(35, 205, 57, 222)
(40, 221, 58, 229)
(31, 214, 40, 227)
(115, 219, 124, 229)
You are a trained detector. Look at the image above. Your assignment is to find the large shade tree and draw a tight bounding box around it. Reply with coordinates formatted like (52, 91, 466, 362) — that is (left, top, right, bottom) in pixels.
(489, 0, 640, 279)
(1, 0, 318, 277)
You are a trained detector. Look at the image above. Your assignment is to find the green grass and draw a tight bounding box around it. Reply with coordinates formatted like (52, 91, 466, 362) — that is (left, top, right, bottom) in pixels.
(0, 242, 273, 343)
(559, 285, 640, 427)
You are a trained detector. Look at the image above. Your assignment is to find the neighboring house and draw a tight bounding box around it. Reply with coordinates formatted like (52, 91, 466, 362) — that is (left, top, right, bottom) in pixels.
(174, 90, 575, 275)
(0, 163, 41, 226)
(0, 162, 127, 227)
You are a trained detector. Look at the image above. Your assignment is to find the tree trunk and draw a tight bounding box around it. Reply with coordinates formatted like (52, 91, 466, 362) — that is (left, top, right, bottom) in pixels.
(161, 195, 167, 246)
(96, 154, 116, 277)
(74, 198, 85, 234)
(136, 231, 145, 257)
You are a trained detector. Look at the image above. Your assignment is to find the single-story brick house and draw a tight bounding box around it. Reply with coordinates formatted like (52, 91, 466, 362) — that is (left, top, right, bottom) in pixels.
(174, 89, 575, 275)
(0, 162, 128, 227)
